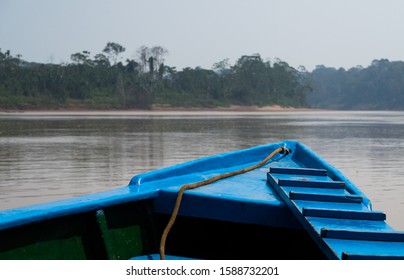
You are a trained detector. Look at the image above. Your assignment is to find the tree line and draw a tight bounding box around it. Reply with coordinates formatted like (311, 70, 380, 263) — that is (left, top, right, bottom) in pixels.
(0, 42, 309, 110)
(307, 59, 404, 110)
(3, 42, 404, 110)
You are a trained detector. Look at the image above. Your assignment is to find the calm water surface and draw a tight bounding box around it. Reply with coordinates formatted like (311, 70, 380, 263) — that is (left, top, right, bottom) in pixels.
(1, 111, 404, 229)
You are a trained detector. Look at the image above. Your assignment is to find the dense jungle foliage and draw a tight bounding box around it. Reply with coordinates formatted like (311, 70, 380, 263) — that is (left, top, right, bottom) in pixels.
(308, 59, 404, 110)
(2, 42, 404, 110)
(0, 43, 309, 110)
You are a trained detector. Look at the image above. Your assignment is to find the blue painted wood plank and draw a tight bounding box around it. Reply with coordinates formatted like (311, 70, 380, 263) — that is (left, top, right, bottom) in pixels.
(324, 238, 404, 259)
(321, 229, 404, 242)
(269, 167, 327, 176)
(289, 192, 363, 203)
(131, 254, 197, 260)
(294, 200, 370, 212)
(279, 178, 345, 189)
(282, 186, 349, 196)
(341, 252, 404, 260)
(302, 208, 386, 221)
(307, 216, 393, 233)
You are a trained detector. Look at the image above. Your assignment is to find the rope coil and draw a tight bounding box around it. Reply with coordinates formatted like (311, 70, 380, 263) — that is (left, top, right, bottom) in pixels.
(159, 146, 290, 260)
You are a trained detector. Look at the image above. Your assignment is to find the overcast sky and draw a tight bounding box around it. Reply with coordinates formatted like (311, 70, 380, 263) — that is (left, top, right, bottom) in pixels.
(1, 0, 403, 71)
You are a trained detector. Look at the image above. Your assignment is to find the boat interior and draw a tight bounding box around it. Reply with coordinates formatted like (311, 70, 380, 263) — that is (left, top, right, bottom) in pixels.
(0, 198, 326, 260)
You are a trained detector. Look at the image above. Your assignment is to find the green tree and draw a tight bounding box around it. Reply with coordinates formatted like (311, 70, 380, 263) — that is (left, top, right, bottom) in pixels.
(70, 51, 92, 66)
(93, 53, 110, 67)
(230, 55, 267, 105)
(103, 42, 126, 65)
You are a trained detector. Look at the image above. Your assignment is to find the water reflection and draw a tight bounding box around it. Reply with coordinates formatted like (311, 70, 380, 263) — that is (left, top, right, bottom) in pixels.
(1, 111, 404, 229)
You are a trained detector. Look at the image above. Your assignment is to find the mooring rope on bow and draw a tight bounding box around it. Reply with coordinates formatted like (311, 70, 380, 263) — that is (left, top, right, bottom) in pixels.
(159, 146, 290, 260)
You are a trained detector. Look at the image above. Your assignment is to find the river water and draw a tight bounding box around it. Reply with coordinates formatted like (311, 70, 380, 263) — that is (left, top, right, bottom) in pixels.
(0, 110, 403, 230)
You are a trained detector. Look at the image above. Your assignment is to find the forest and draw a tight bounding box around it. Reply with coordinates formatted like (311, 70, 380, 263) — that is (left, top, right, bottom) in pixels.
(0, 42, 308, 110)
(1, 42, 404, 110)
(308, 59, 404, 110)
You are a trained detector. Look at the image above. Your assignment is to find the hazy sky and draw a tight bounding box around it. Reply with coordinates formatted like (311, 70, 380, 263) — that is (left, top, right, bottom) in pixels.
(1, 0, 403, 71)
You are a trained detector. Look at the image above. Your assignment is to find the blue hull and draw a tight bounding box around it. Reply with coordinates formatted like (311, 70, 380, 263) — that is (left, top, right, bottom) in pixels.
(0, 140, 402, 259)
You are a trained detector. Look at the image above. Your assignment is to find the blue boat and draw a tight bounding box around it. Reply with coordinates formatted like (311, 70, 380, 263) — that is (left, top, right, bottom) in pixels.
(0, 140, 403, 260)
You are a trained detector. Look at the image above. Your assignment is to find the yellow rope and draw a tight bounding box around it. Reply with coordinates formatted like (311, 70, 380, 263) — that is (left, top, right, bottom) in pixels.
(159, 146, 290, 260)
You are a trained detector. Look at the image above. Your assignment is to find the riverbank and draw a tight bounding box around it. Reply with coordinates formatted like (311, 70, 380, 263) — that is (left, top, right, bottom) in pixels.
(0, 105, 315, 116)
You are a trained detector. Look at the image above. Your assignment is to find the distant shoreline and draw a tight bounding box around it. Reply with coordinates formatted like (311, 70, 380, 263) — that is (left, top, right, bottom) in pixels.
(0, 105, 316, 115)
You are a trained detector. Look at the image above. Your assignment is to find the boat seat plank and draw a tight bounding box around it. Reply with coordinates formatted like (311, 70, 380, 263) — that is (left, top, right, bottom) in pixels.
(321, 228, 404, 242)
(282, 186, 349, 196)
(302, 208, 386, 221)
(279, 178, 345, 189)
(324, 238, 404, 259)
(289, 192, 363, 203)
(131, 254, 197, 260)
(307, 217, 393, 233)
(269, 167, 328, 176)
(342, 252, 404, 260)
(294, 200, 370, 212)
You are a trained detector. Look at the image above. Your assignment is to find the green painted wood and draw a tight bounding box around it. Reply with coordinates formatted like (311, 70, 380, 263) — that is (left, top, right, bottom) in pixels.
(0, 235, 87, 260)
(96, 209, 115, 259)
(95, 203, 147, 260)
(0, 200, 156, 259)
(0, 214, 94, 260)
